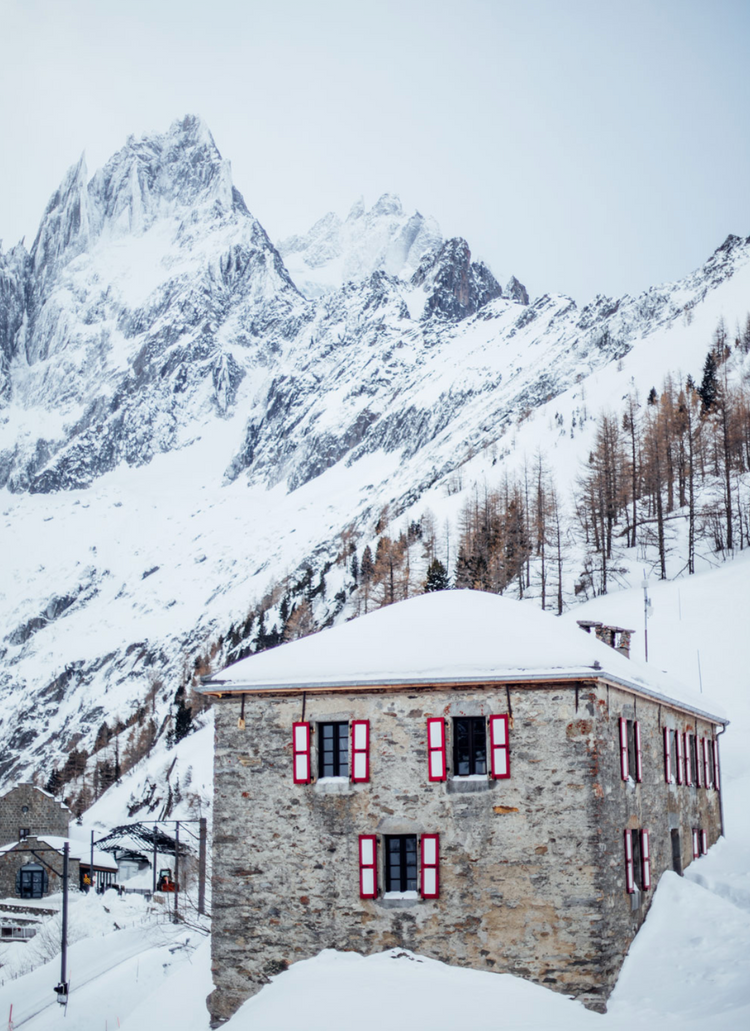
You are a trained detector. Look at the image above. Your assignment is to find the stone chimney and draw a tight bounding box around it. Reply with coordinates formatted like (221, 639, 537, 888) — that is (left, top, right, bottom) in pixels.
(577, 621, 634, 659)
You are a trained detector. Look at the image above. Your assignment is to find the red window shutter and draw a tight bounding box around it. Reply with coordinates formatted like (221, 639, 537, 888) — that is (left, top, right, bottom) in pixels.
(624, 830, 635, 893)
(427, 718, 447, 782)
(712, 739, 721, 791)
(676, 730, 684, 785)
(619, 717, 629, 781)
(663, 727, 673, 784)
(634, 720, 643, 783)
(692, 828, 699, 859)
(351, 720, 370, 783)
(684, 734, 693, 786)
(292, 722, 312, 784)
(420, 834, 440, 899)
(701, 829, 708, 855)
(694, 735, 702, 787)
(702, 738, 711, 788)
(641, 829, 651, 890)
(359, 835, 378, 898)
(489, 715, 510, 779)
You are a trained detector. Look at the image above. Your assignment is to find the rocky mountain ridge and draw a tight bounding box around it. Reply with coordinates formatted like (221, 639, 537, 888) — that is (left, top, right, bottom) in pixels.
(1, 115, 749, 789)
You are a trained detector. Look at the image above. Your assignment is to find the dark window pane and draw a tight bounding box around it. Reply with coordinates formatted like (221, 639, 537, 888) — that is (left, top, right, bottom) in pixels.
(319, 722, 349, 777)
(454, 717, 487, 776)
(386, 835, 418, 892)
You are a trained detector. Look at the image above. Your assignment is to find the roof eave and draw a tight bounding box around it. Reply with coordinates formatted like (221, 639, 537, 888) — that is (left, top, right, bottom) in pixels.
(202, 669, 728, 726)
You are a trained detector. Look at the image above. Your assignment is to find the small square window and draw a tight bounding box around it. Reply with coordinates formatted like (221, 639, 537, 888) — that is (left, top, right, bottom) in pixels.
(318, 722, 349, 778)
(453, 717, 487, 776)
(385, 835, 418, 893)
(19, 828, 30, 840)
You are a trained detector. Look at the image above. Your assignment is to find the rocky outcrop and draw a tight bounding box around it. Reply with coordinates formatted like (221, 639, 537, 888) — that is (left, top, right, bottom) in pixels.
(411, 237, 503, 320)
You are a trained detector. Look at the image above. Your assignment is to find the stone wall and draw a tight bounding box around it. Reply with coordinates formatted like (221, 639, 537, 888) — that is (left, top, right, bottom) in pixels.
(0, 836, 80, 899)
(208, 679, 724, 1026)
(0, 784, 70, 845)
(591, 683, 723, 968)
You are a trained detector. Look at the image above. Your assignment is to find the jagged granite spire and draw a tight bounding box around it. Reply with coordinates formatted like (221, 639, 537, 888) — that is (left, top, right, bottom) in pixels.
(411, 237, 503, 319)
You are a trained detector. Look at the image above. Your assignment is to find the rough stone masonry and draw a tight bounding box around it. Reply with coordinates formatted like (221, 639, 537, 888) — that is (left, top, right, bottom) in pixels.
(206, 677, 723, 1025)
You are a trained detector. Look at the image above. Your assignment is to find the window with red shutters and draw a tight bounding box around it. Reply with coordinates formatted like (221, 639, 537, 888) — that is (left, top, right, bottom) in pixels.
(664, 727, 673, 784)
(426, 718, 447, 782)
(702, 738, 711, 788)
(292, 722, 312, 784)
(634, 720, 643, 783)
(676, 730, 685, 785)
(624, 830, 635, 893)
(684, 734, 693, 786)
(712, 738, 721, 791)
(489, 715, 510, 779)
(351, 720, 370, 783)
(694, 733, 702, 788)
(641, 830, 651, 891)
(701, 829, 708, 855)
(692, 828, 700, 859)
(359, 835, 378, 899)
(420, 834, 440, 899)
(619, 717, 629, 781)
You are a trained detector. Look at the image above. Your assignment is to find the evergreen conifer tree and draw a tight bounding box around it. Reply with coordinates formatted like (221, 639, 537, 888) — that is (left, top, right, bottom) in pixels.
(423, 557, 450, 592)
(173, 684, 194, 744)
(698, 350, 718, 412)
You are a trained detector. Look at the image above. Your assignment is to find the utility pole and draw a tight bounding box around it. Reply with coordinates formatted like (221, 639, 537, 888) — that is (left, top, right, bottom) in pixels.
(198, 817, 207, 916)
(173, 821, 180, 923)
(90, 830, 94, 893)
(641, 572, 651, 662)
(55, 843, 69, 1004)
(152, 823, 158, 894)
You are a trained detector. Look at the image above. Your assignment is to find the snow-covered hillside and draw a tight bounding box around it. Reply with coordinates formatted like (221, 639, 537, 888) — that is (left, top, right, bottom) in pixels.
(1, 113, 749, 802)
(2, 556, 748, 1030)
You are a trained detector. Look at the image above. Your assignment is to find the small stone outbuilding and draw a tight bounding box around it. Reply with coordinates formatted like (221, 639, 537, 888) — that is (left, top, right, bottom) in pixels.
(202, 591, 727, 1025)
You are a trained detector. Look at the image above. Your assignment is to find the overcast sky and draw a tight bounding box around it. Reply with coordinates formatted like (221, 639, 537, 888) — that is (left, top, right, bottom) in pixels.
(2, 0, 749, 303)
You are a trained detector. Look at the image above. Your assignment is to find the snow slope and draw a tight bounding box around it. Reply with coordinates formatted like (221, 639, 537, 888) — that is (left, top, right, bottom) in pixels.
(3, 534, 750, 1031)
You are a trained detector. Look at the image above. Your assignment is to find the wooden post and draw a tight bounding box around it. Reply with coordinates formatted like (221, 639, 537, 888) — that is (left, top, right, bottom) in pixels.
(198, 817, 207, 916)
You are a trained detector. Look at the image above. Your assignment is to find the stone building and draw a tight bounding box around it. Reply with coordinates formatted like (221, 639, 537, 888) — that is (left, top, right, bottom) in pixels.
(0, 784, 70, 844)
(0, 785, 117, 899)
(202, 591, 727, 1025)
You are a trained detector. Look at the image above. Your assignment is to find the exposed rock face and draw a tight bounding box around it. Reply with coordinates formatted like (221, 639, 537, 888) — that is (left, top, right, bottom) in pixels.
(505, 275, 529, 305)
(411, 237, 503, 319)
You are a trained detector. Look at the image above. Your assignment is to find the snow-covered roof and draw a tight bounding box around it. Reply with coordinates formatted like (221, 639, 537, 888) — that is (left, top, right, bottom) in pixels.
(204, 591, 727, 724)
(0, 836, 118, 871)
(0, 783, 70, 809)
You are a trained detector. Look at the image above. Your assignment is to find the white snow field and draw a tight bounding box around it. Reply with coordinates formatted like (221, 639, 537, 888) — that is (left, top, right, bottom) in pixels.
(1, 555, 748, 1030)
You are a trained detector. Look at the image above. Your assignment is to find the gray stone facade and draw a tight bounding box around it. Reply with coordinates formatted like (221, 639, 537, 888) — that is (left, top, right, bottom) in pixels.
(207, 677, 724, 1024)
(0, 784, 70, 845)
(0, 836, 80, 900)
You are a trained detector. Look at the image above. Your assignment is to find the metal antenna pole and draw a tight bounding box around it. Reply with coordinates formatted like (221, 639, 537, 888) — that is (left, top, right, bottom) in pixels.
(642, 572, 650, 662)
(198, 817, 207, 917)
(174, 821, 180, 923)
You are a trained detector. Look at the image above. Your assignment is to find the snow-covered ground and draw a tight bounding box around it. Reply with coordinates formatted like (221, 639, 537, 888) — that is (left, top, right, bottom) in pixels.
(1, 553, 748, 1030)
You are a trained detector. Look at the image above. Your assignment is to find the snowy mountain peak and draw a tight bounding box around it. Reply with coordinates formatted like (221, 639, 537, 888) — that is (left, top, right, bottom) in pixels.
(278, 194, 442, 297)
(410, 236, 503, 319)
(31, 152, 90, 281)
